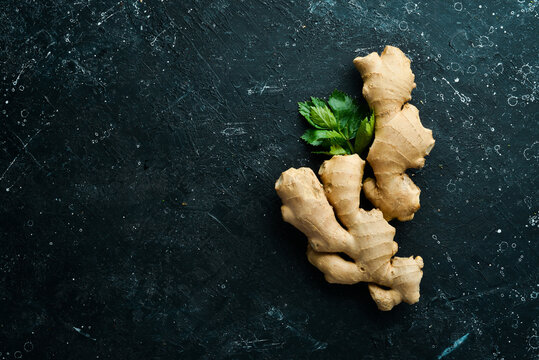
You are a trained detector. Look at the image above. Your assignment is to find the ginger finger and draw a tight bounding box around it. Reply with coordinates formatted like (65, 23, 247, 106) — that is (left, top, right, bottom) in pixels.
(354, 46, 435, 221)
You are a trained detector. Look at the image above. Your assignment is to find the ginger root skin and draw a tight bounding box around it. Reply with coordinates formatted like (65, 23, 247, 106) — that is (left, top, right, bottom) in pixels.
(354, 46, 435, 221)
(275, 154, 423, 311)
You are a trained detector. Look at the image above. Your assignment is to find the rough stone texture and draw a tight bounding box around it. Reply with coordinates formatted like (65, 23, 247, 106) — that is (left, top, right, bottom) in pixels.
(0, 0, 537, 359)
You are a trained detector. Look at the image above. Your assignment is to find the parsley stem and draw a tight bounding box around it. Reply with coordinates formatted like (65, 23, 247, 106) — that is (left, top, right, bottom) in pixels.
(346, 139, 355, 154)
(338, 130, 355, 154)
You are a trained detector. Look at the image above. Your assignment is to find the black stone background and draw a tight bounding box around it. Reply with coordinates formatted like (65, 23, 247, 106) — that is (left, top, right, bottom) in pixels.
(1, 0, 538, 359)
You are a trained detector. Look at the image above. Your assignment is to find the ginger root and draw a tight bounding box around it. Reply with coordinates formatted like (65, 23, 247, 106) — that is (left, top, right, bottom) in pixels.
(354, 46, 435, 221)
(275, 154, 424, 311)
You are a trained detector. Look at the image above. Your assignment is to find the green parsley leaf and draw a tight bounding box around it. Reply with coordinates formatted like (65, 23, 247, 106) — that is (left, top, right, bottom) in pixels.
(329, 145, 348, 155)
(310, 96, 327, 108)
(298, 101, 322, 129)
(298, 91, 374, 156)
(301, 129, 348, 148)
(310, 103, 337, 129)
(354, 111, 375, 154)
(328, 90, 358, 136)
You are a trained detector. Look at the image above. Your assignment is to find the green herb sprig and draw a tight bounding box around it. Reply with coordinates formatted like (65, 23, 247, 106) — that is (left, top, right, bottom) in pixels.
(299, 90, 375, 155)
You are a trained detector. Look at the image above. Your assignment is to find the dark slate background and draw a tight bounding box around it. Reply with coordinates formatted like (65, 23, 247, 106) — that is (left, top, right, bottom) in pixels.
(1, 0, 538, 359)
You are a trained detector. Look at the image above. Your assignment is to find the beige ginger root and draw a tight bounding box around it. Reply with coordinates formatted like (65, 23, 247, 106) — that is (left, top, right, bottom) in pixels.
(354, 46, 435, 221)
(275, 154, 423, 311)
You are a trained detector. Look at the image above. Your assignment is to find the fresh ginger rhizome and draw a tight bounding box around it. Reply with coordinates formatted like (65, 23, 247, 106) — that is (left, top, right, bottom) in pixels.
(275, 46, 435, 311)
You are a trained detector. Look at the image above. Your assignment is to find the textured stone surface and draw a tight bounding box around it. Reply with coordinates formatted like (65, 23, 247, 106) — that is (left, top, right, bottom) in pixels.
(0, 0, 537, 358)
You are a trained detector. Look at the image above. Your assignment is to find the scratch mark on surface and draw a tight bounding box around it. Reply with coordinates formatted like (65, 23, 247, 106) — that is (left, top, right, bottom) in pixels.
(437, 333, 469, 359)
(207, 212, 232, 234)
(308, 0, 335, 14)
(0, 155, 20, 182)
(71, 60, 89, 75)
(246, 83, 284, 96)
(14, 129, 43, 169)
(186, 132, 199, 156)
(0, 130, 42, 183)
(285, 324, 327, 351)
(221, 127, 247, 136)
(162, 89, 191, 113)
(43, 95, 54, 107)
(97, 11, 119, 26)
(441, 77, 471, 105)
(12, 59, 36, 86)
(97, 3, 122, 26)
(523, 141, 538, 160)
(73, 327, 96, 341)
(230, 335, 284, 351)
(150, 30, 166, 46)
